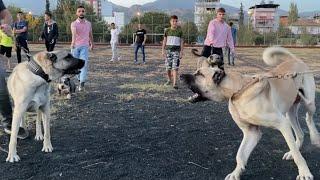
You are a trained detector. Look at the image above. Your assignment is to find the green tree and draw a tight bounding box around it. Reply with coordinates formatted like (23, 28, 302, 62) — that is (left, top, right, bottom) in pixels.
(237, 24, 255, 45)
(181, 21, 198, 44)
(7, 5, 23, 22)
(288, 2, 298, 25)
(300, 27, 317, 45)
(239, 3, 244, 27)
(46, 0, 50, 13)
(198, 11, 215, 38)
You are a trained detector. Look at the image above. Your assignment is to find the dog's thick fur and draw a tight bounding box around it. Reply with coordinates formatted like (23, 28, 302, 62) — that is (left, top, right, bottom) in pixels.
(6, 50, 84, 162)
(181, 47, 319, 180)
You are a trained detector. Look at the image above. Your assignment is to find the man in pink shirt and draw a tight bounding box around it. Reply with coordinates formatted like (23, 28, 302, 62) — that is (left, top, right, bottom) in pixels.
(71, 5, 94, 91)
(189, 7, 235, 103)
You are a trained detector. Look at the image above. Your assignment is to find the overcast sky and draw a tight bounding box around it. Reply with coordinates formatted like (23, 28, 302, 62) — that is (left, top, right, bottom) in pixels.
(108, 0, 320, 11)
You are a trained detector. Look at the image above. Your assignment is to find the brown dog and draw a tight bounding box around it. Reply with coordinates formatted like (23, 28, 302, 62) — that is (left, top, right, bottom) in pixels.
(181, 47, 319, 180)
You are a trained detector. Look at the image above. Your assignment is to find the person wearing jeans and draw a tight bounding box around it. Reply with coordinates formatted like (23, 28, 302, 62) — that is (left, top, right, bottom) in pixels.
(70, 5, 93, 91)
(13, 11, 30, 63)
(134, 24, 146, 64)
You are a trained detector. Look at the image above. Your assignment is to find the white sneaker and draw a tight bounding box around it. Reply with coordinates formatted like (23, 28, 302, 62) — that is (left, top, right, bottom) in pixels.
(110, 59, 114, 62)
(117, 57, 121, 61)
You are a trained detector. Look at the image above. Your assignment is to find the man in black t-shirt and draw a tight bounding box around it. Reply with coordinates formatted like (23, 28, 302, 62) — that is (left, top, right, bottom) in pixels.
(0, 0, 29, 139)
(134, 24, 147, 64)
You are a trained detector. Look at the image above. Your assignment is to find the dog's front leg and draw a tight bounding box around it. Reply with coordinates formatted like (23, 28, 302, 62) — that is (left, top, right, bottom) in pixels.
(41, 103, 53, 152)
(225, 125, 262, 180)
(6, 106, 26, 162)
(35, 110, 44, 141)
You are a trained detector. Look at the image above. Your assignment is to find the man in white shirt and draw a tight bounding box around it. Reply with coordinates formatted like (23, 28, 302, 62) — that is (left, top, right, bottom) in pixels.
(110, 23, 120, 61)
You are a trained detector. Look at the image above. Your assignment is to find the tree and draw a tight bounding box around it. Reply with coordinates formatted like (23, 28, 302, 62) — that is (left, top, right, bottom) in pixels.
(46, 0, 50, 13)
(288, 2, 298, 25)
(239, 3, 244, 27)
(181, 21, 198, 44)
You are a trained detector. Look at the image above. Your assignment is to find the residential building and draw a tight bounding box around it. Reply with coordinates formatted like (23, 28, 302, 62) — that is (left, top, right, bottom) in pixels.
(194, 0, 220, 28)
(248, 2, 280, 34)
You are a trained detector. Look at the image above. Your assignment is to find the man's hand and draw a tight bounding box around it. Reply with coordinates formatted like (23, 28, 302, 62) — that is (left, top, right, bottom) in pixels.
(142, 42, 145, 46)
(70, 43, 75, 49)
(162, 50, 166, 59)
(90, 43, 94, 51)
(50, 39, 55, 44)
(179, 51, 184, 59)
(0, 24, 12, 36)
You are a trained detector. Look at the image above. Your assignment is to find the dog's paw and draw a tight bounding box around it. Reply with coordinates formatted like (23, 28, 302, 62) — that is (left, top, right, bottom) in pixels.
(42, 143, 53, 153)
(6, 153, 20, 163)
(297, 171, 313, 180)
(282, 151, 294, 160)
(34, 134, 44, 141)
(310, 135, 320, 148)
(225, 173, 240, 180)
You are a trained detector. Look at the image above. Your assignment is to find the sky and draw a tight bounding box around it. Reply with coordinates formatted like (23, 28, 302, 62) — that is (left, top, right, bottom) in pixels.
(108, 0, 320, 11)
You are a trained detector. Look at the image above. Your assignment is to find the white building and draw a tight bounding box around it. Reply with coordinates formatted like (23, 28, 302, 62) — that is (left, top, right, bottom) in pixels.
(194, 0, 220, 28)
(289, 19, 320, 35)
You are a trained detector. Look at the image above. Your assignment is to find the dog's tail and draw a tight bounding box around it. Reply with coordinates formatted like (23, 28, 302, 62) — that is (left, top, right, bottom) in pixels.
(262, 46, 300, 66)
(192, 49, 202, 57)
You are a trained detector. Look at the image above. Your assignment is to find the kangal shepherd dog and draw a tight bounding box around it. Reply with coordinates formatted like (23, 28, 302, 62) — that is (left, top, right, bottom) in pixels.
(181, 47, 320, 180)
(6, 50, 84, 162)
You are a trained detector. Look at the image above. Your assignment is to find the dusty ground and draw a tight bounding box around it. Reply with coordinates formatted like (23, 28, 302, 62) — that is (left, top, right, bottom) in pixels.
(0, 45, 320, 180)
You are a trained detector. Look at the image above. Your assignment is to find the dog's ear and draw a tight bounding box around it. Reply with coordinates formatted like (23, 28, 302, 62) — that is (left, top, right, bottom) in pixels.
(212, 69, 225, 85)
(46, 52, 57, 62)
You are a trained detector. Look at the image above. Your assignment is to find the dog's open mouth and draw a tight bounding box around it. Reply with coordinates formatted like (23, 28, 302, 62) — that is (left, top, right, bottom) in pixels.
(180, 74, 209, 103)
(64, 69, 81, 74)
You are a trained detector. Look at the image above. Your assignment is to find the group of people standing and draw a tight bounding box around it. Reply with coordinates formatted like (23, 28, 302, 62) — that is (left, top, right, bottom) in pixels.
(0, 2, 238, 138)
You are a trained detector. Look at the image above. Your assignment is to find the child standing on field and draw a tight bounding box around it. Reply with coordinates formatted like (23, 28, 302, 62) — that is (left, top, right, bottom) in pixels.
(162, 15, 184, 89)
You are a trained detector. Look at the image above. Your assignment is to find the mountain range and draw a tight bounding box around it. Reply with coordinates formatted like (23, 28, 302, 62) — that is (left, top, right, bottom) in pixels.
(3, 0, 320, 21)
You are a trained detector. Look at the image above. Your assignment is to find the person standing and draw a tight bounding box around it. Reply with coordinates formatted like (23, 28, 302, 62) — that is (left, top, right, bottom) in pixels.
(0, 0, 29, 139)
(162, 15, 184, 89)
(134, 24, 147, 64)
(13, 11, 30, 63)
(188, 8, 235, 103)
(70, 5, 94, 91)
(109, 22, 120, 62)
(226, 22, 237, 65)
(40, 11, 59, 52)
(0, 26, 14, 69)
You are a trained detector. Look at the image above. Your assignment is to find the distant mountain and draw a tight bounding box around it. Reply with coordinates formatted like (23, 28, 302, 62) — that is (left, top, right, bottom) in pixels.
(299, 10, 320, 18)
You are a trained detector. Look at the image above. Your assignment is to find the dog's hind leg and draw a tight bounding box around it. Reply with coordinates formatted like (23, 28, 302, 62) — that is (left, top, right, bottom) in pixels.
(278, 119, 313, 180)
(35, 110, 44, 141)
(283, 104, 304, 160)
(225, 124, 262, 180)
(40, 103, 53, 153)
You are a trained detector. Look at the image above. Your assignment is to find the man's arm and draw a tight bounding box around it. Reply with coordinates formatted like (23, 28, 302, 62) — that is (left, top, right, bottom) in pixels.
(180, 38, 184, 59)
(142, 31, 147, 45)
(207, 21, 215, 45)
(89, 24, 94, 50)
(70, 22, 76, 48)
(226, 27, 235, 53)
(162, 32, 167, 59)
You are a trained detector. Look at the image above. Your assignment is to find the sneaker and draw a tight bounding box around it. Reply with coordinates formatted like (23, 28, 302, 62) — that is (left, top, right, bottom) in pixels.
(143, 61, 146, 64)
(4, 125, 29, 140)
(173, 85, 178, 89)
(79, 82, 85, 91)
(117, 57, 121, 61)
(110, 59, 114, 62)
(164, 80, 171, 86)
(134, 61, 138, 64)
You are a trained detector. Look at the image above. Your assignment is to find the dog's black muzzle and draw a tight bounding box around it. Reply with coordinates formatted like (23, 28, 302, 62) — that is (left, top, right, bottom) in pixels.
(63, 59, 85, 75)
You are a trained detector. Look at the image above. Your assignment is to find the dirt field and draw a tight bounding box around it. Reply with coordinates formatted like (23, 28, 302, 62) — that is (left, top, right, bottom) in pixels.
(0, 45, 320, 180)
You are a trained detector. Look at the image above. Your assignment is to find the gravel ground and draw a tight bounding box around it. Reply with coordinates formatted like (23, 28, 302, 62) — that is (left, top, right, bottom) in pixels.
(0, 45, 319, 180)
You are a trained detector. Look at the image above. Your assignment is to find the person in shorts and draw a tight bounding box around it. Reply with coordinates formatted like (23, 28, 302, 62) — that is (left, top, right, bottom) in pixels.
(162, 15, 184, 89)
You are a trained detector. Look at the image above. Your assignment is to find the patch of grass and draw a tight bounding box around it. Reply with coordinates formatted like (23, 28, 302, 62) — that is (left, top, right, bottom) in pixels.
(118, 83, 173, 93)
(116, 93, 135, 102)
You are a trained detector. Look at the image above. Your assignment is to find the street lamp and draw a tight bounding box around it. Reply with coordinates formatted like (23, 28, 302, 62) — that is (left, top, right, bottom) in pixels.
(137, 12, 141, 24)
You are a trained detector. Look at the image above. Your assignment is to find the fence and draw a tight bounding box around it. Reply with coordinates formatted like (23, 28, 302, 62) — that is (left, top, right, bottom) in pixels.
(26, 14, 320, 46)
